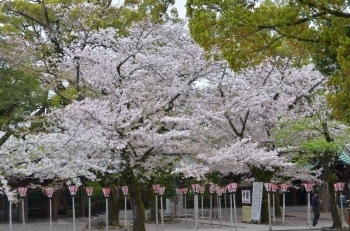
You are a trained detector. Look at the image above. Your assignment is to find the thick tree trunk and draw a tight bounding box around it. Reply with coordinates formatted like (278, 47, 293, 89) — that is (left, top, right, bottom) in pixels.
(97, 177, 122, 227)
(109, 188, 122, 227)
(123, 166, 146, 231)
(142, 184, 156, 222)
(322, 164, 341, 228)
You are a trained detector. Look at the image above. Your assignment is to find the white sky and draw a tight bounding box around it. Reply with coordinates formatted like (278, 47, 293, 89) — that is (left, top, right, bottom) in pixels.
(174, 0, 187, 19)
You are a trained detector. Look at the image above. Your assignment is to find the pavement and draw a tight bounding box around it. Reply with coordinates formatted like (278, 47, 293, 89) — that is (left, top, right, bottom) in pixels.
(0, 206, 344, 231)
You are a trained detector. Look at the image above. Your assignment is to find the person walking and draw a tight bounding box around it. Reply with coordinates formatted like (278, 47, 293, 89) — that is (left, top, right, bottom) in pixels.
(311, 191, 321, 227)
(338, 192, 349, 224)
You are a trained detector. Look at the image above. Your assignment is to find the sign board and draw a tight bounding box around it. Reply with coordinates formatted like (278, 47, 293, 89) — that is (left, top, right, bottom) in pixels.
(242, 190, 251, 204)
(251, 182, 263, 221)
(242, 206, 252, 222)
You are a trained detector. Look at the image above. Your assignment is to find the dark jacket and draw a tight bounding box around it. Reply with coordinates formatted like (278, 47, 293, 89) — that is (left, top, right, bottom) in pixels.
(311, 194, 320, 209)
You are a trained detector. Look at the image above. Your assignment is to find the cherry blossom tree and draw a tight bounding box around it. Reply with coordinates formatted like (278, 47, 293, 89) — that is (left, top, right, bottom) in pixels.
(0, 13, 337, 228)
(0, 20, 224, 230)
(175, 59, 326, 180)
(171, 59, 328, 222)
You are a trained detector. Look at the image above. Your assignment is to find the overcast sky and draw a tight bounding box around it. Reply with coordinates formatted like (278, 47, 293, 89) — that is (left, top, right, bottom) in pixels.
(174, 0, 187, 19)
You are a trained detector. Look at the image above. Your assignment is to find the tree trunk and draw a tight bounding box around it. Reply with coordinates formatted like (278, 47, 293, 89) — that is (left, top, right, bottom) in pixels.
(123, 166, 146, 231)
(142, 184, 156, 222)
(97, 177, 122, 226)
(109, 188, 122, 226)
(322, 164, 342, 228)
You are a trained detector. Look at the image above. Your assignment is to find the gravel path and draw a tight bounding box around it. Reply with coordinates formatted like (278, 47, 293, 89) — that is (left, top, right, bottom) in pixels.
(0, 207, 337, 231)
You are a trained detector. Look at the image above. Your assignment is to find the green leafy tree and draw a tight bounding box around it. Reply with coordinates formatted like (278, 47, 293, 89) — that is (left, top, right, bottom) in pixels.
(186, 0, 350, 123)
(273, 108, 350, 228)
(0, 67, 47, 146)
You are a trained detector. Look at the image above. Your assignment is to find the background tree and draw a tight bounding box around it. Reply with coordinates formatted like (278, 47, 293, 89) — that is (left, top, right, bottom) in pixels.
(174, 58, 325, 222)
(272, 88, 350, 228)
(186, 0, 350, 123)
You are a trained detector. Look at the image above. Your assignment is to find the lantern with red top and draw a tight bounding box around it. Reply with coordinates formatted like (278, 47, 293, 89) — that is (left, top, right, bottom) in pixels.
(86, 187, 94, 231)
(45, 188, 54, 231)
(336, 182, 346, 192)
(181, 187, 189, 223)
(209, 185, 216, 194)
(68, 185, 78, 231)
(334, 183, 339, 192)
(68, 185, 78, 196)
(209, 185, 216, 225)
(18, 187, 27, 198)
(192, 184, 201, 194)
(153, 184, 161, 231)
(86, 187, 94, 197)
(216, 186, 225, 227)
(191, 184, 201, 231)
(227, 183, 238, 231)
(45, 188, 54, 198)
(102, 188, 111, 231)
(264, 183, 273, 192)
(336, 182, 347, 228)
(303, 183, 313, 193)
(121, 186, 128, 229)
(176, 188, 181, 195)
(271, 184, 278, 225)
(121, 186, 128, 196)
(159, 186, 165, 196)
(271, 184, 278, 193)
(199, 186, 205, 195)
(199, 186, 205, 224)
(280, 184, 289, 193)
(227, 183, 238, 194)
(18, 187, 27, 228)
(102, 188, 111, 198)
(303, 183, 313, 229)
(280, 183, 290, 225)
(153, 184, 161, 194)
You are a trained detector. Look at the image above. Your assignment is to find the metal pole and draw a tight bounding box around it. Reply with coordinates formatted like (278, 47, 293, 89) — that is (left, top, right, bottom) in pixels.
(49, 198, 52, 231)
(161, 195, 164, 231)
(72, 196, 76, 231)
(273, 192, 275, 224)
(219, 196, 222, 227)
(106, 198, 109, 231)
(267, 192, 271, 231)
(22, 198, 25, 229)
(282, 192, 285, 225)
(308, 192, 311, 231)
(88, 197, 91, 231)
(194, 194, 198, 231)
(156, 194, 159, 231)
(9, 201, 12, 231)
(124, 196, 127, 229)
(185, 195, 187, 223)
(201, 194, 204, 224)
(224, 193, 228, 222)
(230, 193, 233, 228)
(233, 193, 237, 231)
(341, 194, 345, 228)
(210, 194, 212, 226)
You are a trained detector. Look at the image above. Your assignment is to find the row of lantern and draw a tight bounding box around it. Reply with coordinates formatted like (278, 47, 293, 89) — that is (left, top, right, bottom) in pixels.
(15, 182, 347, 231)
(13, 186, 130, 231)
